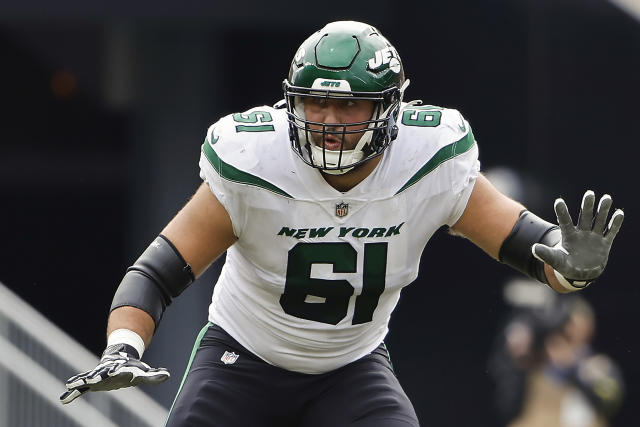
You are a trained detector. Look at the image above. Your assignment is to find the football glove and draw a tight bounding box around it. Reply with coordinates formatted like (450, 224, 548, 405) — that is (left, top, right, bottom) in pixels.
(60, 343, 170, 404)
(532, 190, 624, 290)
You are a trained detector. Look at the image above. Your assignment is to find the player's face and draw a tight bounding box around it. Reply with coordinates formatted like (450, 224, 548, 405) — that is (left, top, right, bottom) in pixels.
(303, 97, 375, 151)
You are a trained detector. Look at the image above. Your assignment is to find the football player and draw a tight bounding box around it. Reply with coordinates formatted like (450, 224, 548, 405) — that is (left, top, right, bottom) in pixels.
(60, 21, 624, 427)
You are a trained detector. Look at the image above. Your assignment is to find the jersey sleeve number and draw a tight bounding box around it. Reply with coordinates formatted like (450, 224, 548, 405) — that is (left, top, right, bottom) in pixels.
(401, 106, 442, 127)
(233, 111, 275, 132)
(279, 242, 387, 325)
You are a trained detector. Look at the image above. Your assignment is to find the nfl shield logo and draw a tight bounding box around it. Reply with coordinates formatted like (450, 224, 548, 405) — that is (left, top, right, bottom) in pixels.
(221, 351, 239, 365)
(335, 202, 349, 217)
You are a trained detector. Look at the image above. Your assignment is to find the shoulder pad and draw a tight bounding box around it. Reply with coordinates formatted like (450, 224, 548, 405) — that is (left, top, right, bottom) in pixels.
(398, 104, 469, 134)
(396, 104, 474, 152)
(204, 106, 287, 162)
(390, 104, 478, 196)
(201, 106, 295, 198)
(206, 106, 282, 142)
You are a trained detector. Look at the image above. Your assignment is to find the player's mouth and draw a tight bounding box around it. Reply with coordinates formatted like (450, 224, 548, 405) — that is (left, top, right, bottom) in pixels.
(322, 135, 343, 151)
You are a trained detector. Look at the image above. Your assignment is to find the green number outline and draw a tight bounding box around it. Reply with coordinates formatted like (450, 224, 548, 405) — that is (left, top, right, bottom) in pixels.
(232, 111, 275, 132)
(401, 105, 443, 127)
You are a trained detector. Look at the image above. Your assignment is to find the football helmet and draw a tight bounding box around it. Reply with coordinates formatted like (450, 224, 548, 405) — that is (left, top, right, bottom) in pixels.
(284, 21, 409, 174)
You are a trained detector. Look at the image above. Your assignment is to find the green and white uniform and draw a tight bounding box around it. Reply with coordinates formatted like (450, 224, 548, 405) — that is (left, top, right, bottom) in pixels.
(199, 103, 479, 374)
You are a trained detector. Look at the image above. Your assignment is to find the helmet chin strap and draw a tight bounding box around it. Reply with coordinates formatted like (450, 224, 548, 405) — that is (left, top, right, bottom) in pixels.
(309, 144, 365, 175)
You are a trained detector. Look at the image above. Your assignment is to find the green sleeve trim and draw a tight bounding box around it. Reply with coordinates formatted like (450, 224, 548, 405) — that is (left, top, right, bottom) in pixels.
(395, 128, 476, 195)
(202, 142, 293, 198)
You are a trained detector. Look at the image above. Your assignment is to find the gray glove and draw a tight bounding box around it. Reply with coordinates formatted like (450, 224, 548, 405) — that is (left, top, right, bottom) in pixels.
(532, 190, 624, 289)
(60, 343, 170, 404)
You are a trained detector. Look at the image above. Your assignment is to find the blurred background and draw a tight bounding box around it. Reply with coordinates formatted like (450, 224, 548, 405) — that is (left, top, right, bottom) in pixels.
(1, 0, 638, 425)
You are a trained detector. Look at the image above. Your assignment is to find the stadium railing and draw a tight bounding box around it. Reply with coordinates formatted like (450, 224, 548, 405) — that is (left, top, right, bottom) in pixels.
(0, 281, 168, 427)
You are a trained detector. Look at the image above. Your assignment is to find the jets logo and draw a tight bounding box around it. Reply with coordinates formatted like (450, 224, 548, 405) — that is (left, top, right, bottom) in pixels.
(367, 47, 401, 73)
(294, 47, 306, 65)
(320, 81, 341, 88)
(312, 79, 351, 91)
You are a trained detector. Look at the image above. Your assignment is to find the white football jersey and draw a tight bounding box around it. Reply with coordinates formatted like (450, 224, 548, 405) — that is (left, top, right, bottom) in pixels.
(198, 102, 480, 374)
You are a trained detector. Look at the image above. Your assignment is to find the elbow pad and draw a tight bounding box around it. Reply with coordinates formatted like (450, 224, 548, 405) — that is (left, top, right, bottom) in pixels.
(499, 210, 561, 284)
(110, 235, 195, 329)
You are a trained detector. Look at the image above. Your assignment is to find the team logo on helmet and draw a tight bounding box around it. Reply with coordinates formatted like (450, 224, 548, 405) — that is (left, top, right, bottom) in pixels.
(335, 202, 349, 217)
(312, 79, 351, 91)
(294, 47, 306, 65)
(367, 46, 401, 73)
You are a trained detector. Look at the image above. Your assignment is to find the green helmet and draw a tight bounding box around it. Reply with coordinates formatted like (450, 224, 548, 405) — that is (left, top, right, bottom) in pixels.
(283, 21, 409, 174)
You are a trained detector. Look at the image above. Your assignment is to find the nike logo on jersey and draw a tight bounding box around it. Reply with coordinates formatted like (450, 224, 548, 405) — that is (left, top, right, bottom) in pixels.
(457, 113, 467, 132)
(208, 127, 219, 146)
(277, 223, 404, 240)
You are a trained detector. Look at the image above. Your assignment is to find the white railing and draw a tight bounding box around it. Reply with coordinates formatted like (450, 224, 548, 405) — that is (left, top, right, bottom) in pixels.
(610, 0, 640, 23)
(0, 282, 169, 427)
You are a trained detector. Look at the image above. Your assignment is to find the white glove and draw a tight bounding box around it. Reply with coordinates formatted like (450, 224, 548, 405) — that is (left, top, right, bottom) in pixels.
(60, 343, 170, 404)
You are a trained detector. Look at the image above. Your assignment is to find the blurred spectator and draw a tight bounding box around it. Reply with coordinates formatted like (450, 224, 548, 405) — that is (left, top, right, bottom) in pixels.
(489, 279, 624, 427)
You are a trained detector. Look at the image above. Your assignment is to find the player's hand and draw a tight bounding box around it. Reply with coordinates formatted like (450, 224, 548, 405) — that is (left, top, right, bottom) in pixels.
(60, 344, 170, 404)
(532, 190, 624, 288)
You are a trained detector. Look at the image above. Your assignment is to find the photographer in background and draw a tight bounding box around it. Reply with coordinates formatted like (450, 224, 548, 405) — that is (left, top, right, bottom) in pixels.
(489, 280, 624, 427)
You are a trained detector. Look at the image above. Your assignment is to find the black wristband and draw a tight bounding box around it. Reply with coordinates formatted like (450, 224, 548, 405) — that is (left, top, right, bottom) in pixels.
(499, 210, 561, 284)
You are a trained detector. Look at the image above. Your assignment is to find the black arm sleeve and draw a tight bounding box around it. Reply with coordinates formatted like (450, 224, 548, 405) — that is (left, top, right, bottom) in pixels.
(498, 210, 561, 284)
(109, 235, 195, 329)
